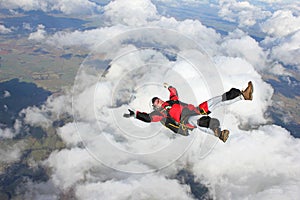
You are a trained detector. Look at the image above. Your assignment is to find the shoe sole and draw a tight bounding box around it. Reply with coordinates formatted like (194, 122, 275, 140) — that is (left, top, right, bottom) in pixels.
(224, 131, 229, 142)
(243, 81, 253, 100)
(223, 130, 230, 142)
(248, 81, 253, 100)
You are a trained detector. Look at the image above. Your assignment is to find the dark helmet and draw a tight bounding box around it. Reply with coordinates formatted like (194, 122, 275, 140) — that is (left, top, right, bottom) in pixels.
(151, 97, 159, 105)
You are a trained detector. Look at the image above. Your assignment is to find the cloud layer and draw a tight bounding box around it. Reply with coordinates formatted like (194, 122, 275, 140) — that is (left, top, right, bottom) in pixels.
(0, 25, 12, 34)
(4, 0, 300, 199)
(1, 0, 102, 15)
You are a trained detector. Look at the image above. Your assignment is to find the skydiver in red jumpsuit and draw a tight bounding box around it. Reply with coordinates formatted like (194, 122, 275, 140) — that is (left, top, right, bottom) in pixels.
(124, 82, 253, 142)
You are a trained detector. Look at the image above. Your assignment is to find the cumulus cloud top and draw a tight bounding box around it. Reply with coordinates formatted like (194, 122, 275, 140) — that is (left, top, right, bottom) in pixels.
(0, 120, 22, 139)
(220, 29, 268, 71)
(0, 24, 12, 34)
(270, 30, 300, 67)
(4, 0, 300, 199)
(192, 125, 300, 199)
(28, 24, 47, 41)
(104, 0, 159, 26)
(1, 0, 102, 15)
(75, 175, 194, 200)
(0, 141, 24, 164)
(261, 10, 300, 37)
(31, 23, 297, 199)
(3, 90, 11, 98)
(218, 0, 271, 27)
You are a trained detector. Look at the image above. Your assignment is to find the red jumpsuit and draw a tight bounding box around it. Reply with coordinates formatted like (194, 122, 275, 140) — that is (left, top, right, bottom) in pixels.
(136, 86, 210, 135)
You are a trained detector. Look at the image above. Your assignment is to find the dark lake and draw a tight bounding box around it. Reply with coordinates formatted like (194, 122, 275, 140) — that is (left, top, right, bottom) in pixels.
(0, 78, 51, 127)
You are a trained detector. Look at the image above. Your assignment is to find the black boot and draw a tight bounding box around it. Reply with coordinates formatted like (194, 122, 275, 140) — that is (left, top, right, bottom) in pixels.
(222, 81, 254, 101)
(222, 88, 242, 101)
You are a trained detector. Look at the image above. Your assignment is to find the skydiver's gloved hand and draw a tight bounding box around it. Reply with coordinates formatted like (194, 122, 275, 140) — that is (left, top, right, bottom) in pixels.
(163, 82, 170, 88)
(123, 109, 135, 118)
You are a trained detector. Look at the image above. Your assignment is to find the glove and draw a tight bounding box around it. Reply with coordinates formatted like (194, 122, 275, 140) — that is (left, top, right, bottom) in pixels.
(163, 82, 169, 88)
(123, 109, 135, 118)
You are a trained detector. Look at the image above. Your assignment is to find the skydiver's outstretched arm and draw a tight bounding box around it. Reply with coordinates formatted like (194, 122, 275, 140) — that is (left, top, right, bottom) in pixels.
(123, 109, 164, 123)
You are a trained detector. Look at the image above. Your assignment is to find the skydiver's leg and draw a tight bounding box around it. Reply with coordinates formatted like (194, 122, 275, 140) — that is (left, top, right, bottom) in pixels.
(198, 81, 253, 113)
(188, 116, 229, 142)
(211, 88, 243, 110)
(198, 88, 242, 113)
(188, 116, 212, 135)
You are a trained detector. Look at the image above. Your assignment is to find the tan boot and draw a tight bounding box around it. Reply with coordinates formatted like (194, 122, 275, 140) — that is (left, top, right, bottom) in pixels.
(219, 130, 230, 143)
(213, 128, 230, 142)
(242, 81, 253, 100)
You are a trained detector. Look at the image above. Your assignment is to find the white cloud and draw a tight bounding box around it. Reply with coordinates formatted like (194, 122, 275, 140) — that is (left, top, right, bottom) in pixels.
(19, 180, 59, 200)
(0, 0, 102, 15)
(155, 0, 210, 5)
(7, 0, 300, 199)
(267, 62, 291, 76)
(104, 0, 159, 26)
(262, 30, 300, 69)
(0, 128, 15, 138)
(42, 94, 72, 119)
(21, 93, 72, 129)
(1, 0, 53, 12)
(51, 0, 101, 15)
(254, 0, 300, 16)
(0, 120, 22, 139)
(46, 25, 128, 50)
(217, 0, 271, 27)
(22, 106, 52, 129)
(214, 56, 273, 126)
(46, 13, 221, 57)
(44, 148, 98, 190)
(75, 175, 194, 200)
(153, 17, 222, 56)
(271, 30, 300, 67)
(191, 125, 300, 199)
(3, 90, 11, 98)
(259, 10, 300, 70)
(28, 24, 47, 41)
(0, 141, 24, 164)
(23, 23, 32, 31)
(220, 29, 268, 71)
(0, 24, 12, 34)
(57, 122, 81, 147)
(260, 10, 300, 37)
(40, 26, 283, 199)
